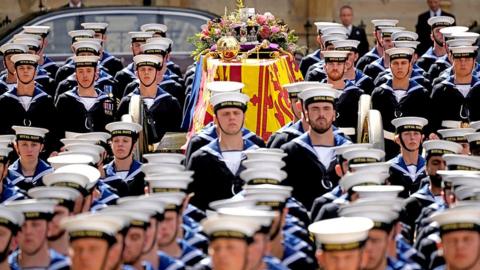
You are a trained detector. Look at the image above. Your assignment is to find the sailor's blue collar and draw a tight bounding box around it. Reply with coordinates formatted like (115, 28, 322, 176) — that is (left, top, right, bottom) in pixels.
(364, 47, 381, 59)
(390, 154, 426, 173)
(283, 120, 305, 135)
(65, 87, 107, 101)
(104, 159, 142, 182)
(7, 86, 46, 98)
(380, 79, 424, 94)
(371, 57, 386, 71)
(293, 132, 351, 157)
(200, 138, 258, 161)
(307, 49, 322, 62)
(198, 124, 259, 142)
(441, 75, 480, 88)
(131, 85, 169, 98)
(319, 78, 359, 92)
(411, 183, 436, 202)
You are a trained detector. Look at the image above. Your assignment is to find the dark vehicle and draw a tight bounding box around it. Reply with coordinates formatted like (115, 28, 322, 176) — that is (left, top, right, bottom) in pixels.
(0, 6, 218, 72)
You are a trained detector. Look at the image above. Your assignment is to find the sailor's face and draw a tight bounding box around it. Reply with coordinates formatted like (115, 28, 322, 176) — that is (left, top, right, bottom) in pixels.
(362, 229, 389, 270)
(442, 230, 480, 270)
(453, 57, 475, 77)
(15, 140, 42, 162)
(71, 238, 109, 270)
(0, 226, 12, 255)
(325, 61, 345, 81)
(382, 37, 394, 50)
(306, 102, 335, 134)
(400, 131, 422, 150)
(111, 136, 134, 160)
(77, 51, 95, 56)
(209, 238, 249, 270)
(432, 27, 444, 45)
(48, 205, 69, 241)
(131, 42, 143, 56)
(15, 64, 36, 84)
(426, 156, 446, 176)
(290, 97, 301, 121)
(215, 108, 245, 136)
(76, 66, 96, 88)
(105, 233, 124, 270)
(156, 210, 179, 247)
(123, 227, 146, 265)
(17, 219, 48, 255)
(137, 66, 157, 87)
(390, 58, 411, 80)
(317, 248, 363, 270)
(345, 51, 357, 70)
(4, 55, 16, 74)
(246, 233, 269, 270)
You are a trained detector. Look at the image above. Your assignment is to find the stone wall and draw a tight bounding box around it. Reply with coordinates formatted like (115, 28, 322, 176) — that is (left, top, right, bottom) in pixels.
(2, 0, 479, 53)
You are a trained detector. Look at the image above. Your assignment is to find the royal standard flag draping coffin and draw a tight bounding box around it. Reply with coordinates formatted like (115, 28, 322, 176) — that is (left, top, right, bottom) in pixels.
(190, 55, 303, 141)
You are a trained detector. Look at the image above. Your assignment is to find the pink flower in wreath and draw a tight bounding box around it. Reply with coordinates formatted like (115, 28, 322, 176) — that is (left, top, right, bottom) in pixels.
(270, 25, 281, 34)
(259, 25, 271, 39)
(256, 15, 267, 25)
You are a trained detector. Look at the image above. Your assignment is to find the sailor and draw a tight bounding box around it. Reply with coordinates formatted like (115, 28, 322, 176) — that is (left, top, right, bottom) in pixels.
(187, 91, 257, 210)
(466, 132, 480, 156)
(214, 207, 288, 270)
(363, 26, 405, 81)
(388, 117, 428, 198)
(0, 146, 26, 203)
(333, 39, 375, 94)
(0, 43, 29, 95)
(11, 34, 57, 96)
(117, 54, 182, 144)
(425, 25, 469, 82)
(60, 212, 125, 270)
(371, 47, 430, 159)
(374, 39, 433, 93)
(22, 25, 60, 79)
(146, 37, 185, 87)
(5, 126, 53, 191)
(114, 197, 166, 270)
(6, 199, 70, 270)
(185, 81, 265, 161)
(339, 198, 420, 270)
(114, 31, 154, 100)
(55, 29, 96, 83)
(308, 217, 374, 270)
(437, 127, 474, 155)
(303, 29, 348, 81)
(27, 186, 81, 256)
(0, 53, 57, 152)
(430, 207, 480, 270)
(429, 45, 480, 135)
(103, 120, 145, 196)
(81, 22, 124, 76)
(416, 16, 455, 72)
(401, 140, 463, 242)
(356, 19, 398, 71)
(42, 168, 99, 214)
(431, 34, 480, 87)
(281, 86, 351, 209)
(267, 81, 322, 148)
(321, 50, 364, 133)
(54, 38, 119, 104)
(200, 214, 261, 270)
(243, 185, 316, 270)
(142, 192, 206, 268)
(55, 55, 116, 134)
(122, 41, 185, 106)
(299, 22, 342, 77)
(0, 206, 24, 269)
